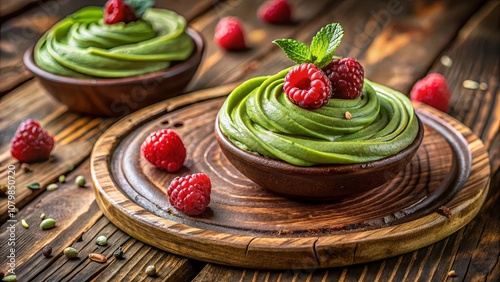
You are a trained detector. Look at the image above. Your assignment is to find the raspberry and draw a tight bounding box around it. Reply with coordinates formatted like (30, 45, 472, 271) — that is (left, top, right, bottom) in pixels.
(141, 129, 186, 172)
(258, 0, 292, 24)
(214, 17, 246, 51)
(410, 73, 451, 112)
(10, 119, 54, 163)
(323, 58, 365, 99)
(167, 173, 211, 216)
(283, 63, 332, 109)
(104, 0, 136, 24)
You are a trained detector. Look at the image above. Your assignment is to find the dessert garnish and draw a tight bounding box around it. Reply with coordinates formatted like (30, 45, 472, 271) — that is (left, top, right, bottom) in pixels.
(410, 73, 451, 112)
(258, 0, 292, 24)
(167, 173, 211, 216)
(283, 63, 332, 109)
(215, 16, 247, 51)
(218, 22, 419, 166)
(141, 129, 186, 172)
(323, 58, 365, 99)
(10, 119, 54, 163)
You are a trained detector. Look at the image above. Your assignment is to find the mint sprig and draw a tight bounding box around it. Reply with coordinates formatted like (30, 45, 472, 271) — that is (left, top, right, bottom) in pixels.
(273, 23, 344, 68)
(125, 0, 155, 17)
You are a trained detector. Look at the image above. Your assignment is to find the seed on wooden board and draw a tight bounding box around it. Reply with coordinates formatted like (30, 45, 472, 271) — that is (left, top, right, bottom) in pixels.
(145, 265, 156, 276)
(21, 219, 28, 229)
(447, 270, 456, 277)
(0, 184, 7, 196)
(40, 218, 56, 230)
(63, 247, 78, 259)
(479, 82, 488, 90)
(40, 213, 46, 220)
(88, 253, 107, 263)
(113, 247, 124, 259)
(2, 275, 17, 282)
(47, 183, 58, 191)
(75, 175, 86, 187)
(42, 245, 52, 258)
(96, 235, 108, 246)
(21, 163, 32, 173)
(59, 175, 66, 183)
(462, 80, 479, 90)
(440, 55, 453, 67)
(27, 182, 41, 190)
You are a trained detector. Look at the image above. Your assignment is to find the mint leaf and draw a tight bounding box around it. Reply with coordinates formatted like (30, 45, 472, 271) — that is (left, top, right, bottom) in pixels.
(310, 23, 344, 68)
(125, 0, 155, 17)
(273, 39, 311, 64)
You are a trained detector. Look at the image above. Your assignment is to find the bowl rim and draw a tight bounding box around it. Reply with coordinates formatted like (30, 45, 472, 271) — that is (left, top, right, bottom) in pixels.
(23, 27, 205, 86)
(215, 114, 424, 174)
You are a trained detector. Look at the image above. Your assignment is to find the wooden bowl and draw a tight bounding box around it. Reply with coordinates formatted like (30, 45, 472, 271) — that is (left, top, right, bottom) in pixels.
(23, 28, 204, 117)
(215, 116, 424, 201)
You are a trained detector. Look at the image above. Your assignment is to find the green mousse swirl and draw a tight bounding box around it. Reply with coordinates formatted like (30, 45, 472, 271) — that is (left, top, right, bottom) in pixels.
(218, 68, 419, 166)
(34, 7, 194, 78)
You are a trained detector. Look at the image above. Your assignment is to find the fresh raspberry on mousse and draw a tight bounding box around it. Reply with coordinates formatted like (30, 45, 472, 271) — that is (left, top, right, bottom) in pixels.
(322, 58, 365, 99)
(283, 63, 333, 109)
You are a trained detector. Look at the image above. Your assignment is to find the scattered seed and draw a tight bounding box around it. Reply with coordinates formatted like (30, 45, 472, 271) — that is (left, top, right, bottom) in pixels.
(42, 245, 52, 258)
(2, 275, 17, 282)
(344, 111, 352, 120)
(88, 253, 107, 263)
(479, 82, 488, 90)
(63, 247, 79, 259)
(47, 183, 58, 191)
(113, 247, 124, 259)
(40, 213, 46, 220)
(21, 163, 32, 173)
(96, 235, 108, 246)
(0, 184, 7, 196)
(40, 218, 56, 230)
(67, 164, 75, 171)
(27, 182, 41, 190)
(437, 206, 452, 220)
(440, 55, 453, 67)
(462, 80, 479, 90)
(145, 265, 156, 277)
(21, 219, 29, 229)
(59, 175, 66, 183)
(75, 175, 86, 187)
(447, 270, 456, 277)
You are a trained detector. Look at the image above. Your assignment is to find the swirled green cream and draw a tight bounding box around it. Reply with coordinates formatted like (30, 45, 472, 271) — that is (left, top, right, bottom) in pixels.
(34, 7, 194, 78)
(218, 68, 419, 166)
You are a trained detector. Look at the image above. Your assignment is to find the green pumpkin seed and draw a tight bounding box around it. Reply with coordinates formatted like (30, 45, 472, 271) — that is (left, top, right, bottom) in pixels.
(21, 219, 28, 229)
(27, 182, 40, 190)
(40, 218, 56, 230)
(75, 175, 86, 187)
(63, 247, 78, 259)
(2, 275, 17, 282)
(96, 235, 107, 246)
(59, 175, 66, 183)
(47, 184, 58, 191)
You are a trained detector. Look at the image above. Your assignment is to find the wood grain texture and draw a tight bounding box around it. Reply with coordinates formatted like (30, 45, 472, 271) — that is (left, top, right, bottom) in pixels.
(90, 84, 489, 269)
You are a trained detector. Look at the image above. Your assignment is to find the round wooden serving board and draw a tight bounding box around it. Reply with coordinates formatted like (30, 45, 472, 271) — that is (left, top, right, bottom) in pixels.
(91, 83, 490, 270)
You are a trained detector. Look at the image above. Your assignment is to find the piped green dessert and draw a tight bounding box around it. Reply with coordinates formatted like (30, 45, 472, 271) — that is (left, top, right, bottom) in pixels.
(218, 23, 418, 166)
(34, 0, 194, 78)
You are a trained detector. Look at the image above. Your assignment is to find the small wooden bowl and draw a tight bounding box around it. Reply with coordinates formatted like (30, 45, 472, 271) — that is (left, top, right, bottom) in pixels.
(23, 28, 204, 117)
(215, 116, 424, 201)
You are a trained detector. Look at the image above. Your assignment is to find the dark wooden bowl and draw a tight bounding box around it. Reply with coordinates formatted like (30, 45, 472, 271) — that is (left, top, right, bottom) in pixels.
(215, 116, 424, 201)
(23, 28, 204, 117)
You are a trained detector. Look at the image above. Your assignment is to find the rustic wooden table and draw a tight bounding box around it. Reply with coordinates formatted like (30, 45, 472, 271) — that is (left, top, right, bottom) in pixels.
(1, 0, 498, 281)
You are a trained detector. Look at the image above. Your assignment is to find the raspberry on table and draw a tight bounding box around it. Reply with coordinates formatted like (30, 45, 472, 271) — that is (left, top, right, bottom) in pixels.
(10, 119, 55, 163)
(167, 173, 211, 216)
(410, 73, 451, 112)
(214, 16, 246, 51)
(141, 129, 186, 172)
(258, 0, 292, 24)
(323, 58, 364, 99)
(283, 63, 332, 109)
